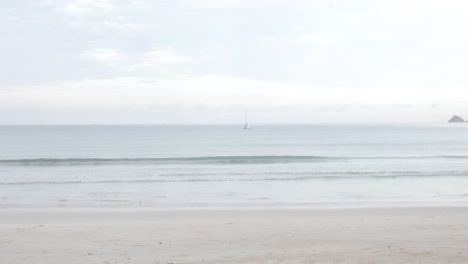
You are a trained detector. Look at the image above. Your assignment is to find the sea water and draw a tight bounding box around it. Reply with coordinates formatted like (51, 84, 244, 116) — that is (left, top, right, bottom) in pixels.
(1, 124, 468, 208)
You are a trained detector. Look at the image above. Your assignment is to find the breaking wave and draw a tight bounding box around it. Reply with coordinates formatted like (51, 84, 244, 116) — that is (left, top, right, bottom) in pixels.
(1, 170, 468, 185)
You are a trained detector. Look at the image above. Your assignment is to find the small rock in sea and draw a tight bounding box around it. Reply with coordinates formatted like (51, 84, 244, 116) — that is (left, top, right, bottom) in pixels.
(448, 115, 465, 122)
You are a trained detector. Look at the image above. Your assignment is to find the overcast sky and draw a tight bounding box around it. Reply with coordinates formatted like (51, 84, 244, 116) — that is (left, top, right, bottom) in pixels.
(1, 0, 468, 124)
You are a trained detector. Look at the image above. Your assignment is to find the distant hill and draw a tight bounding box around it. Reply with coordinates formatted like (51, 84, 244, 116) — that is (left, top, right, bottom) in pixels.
(448, 115, 465, 122)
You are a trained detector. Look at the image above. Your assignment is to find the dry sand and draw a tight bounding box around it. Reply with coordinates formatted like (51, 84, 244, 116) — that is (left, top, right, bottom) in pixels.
(1, 207, 468, 264)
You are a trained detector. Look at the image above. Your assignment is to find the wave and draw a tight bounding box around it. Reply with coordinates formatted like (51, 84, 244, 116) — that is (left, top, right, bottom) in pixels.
(0, 155, 468, 166)
(2, 171, 468, 185)
(0, 156, 336, 166)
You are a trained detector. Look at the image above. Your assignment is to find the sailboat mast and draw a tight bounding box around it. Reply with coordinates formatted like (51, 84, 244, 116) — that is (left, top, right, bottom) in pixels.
(243, 110, 251, 129)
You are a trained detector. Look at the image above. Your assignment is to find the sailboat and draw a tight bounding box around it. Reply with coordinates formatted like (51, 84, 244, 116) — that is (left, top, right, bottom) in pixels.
(243, 111, 251, 129)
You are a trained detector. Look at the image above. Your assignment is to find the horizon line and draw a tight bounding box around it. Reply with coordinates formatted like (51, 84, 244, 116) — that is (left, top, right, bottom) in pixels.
(0, 121, 455, 126)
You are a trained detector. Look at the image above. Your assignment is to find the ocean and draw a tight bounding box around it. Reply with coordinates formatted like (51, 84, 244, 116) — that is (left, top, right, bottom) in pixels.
(1, 124, 468, 208)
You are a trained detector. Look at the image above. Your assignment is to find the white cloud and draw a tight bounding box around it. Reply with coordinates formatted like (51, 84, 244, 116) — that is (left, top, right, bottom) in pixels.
(146, 49, 193, 64)
(3, 0, 468, 123)
(128, 49, 193, 70)
(262, 33, 344, 45)
(2, 74, 468, 124)
(80, 48, 124, 62)
(377, 0, 468, 13)
(2, 75, 468, 108)
(97, 18, 147, 31)
(58, 0, 151, 32)
(62, 0, 114, 14)
(78, 48, 193, 73)
(185, 0, 248, 9)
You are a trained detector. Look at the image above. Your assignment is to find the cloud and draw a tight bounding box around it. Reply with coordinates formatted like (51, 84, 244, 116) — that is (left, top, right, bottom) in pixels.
(184, 0, 248, 9)
(262, 33, 344, 45)
(78, 47, 193, 72)
(3, 0, 468, 123)
(1, 74, 467, 124)
(62, 0, 114, 15)
(2, 74, 466, 109)
(143, 49, 193, 65)
(80, 48, 124, 62)
(57, 0, 152, 32)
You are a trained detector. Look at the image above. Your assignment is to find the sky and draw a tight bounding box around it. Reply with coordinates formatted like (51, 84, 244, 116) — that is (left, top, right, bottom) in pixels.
(1, 0, 468, 124)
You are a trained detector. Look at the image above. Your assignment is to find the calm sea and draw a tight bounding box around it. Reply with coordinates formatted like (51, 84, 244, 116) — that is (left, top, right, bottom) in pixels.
(1, 124, 468, 208)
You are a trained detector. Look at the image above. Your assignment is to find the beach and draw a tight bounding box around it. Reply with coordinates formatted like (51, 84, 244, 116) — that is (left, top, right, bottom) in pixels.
(1, 207, 468, 264)
(2, 125, 468, 263)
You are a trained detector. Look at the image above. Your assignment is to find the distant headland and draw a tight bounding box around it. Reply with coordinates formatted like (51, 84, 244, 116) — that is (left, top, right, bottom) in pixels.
(448, 115, 466, 122)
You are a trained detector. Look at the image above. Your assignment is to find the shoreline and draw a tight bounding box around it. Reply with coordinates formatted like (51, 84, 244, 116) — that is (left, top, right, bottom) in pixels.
(2, 207, 468, 263)
(4, 202, 468, 210)
(3, 204, 468, 211)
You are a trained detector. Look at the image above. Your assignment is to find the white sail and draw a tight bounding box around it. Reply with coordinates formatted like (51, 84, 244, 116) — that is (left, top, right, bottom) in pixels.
(243, 111, 251, 129)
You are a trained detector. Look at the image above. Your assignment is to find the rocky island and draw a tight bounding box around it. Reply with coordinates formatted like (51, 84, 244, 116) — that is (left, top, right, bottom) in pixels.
(448, 115, 466, 122)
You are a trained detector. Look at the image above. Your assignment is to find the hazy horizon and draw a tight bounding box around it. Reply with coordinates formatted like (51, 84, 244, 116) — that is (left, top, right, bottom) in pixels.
(0, 121, 464, 126)
(2, 0, 468, 124)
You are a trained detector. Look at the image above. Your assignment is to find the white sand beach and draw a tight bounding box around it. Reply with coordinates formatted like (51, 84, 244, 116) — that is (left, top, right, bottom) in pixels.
(1, 207, 468, 264)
